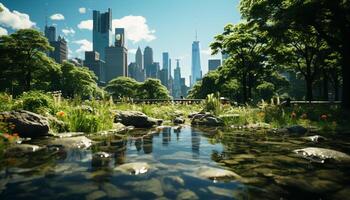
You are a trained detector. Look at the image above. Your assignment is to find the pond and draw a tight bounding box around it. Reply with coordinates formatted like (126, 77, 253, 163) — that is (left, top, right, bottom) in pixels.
(0, 126, 349, 200)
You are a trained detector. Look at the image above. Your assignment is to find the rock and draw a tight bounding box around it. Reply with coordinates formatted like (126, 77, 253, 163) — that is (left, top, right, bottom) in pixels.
(173, 117, 185, 124)
(93, 152, 111, 158)
(196, 166, 241, 181)
(125, 178, 163, 197)
(176, 189, 198, 200)
(86, 190, 107, 200)
(207, 186, 233, 198)
(303, 135, 327, 142)
(114, 162, 150, 175)
(293, 147, 350, 163)
(246, 122, 271, 129)
(6, 144, 43, 154)
(114, 111, 162, 128)
(55, 132, 84, 138)
(0, 110, 49, 137)
(49, 136, 92, 149)
(191, 114, 224, 126)
(286, 125, 307, 134)
(102, 183, 129, 198)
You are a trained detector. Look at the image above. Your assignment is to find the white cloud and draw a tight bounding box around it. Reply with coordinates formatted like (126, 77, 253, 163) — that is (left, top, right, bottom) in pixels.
(50, 13, 65, 21)
(79, 7, 86, 14)
(0, 26, 8, 36)
(77, 20, 92, 30)
(113, 16, 156, 43)
(73, 39, 92, 53)
(62, 27, 75, 36)
(0, 3, 36, 29)
(77, 15, 156, 43)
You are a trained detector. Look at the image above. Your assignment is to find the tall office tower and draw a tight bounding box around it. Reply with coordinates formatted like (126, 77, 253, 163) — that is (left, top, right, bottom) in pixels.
(45, 25, 56, 42)
(105, 28, 128, 82)
(159, 69, 168, 87)
(208, 59, 221, 71)
(128, 62, 138, 79)
(144, 46, 153, 77)
(191, 37, 202, 86)
(162, 52, 169, 86)
(93, 8, 113, 60)
(85, 51, 106, 85)
(169, 58, 172, 78)
(173, 59, 182, 98)
(48, 36, 68, 64)
(149, 62, 159, 78)
(136, 47, 143, 70)
(180, 78, 189, 97)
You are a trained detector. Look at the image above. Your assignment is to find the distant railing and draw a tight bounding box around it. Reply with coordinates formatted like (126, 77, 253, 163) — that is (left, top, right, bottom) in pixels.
(290, 101, 342, 105)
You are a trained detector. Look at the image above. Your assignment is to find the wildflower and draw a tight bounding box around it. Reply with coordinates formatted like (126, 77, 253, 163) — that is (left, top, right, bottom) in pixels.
(301, 113, 308, 119)
(320, 114, 328, 121)
(56, 111, 65, 117)
(291, 112, 297, 119)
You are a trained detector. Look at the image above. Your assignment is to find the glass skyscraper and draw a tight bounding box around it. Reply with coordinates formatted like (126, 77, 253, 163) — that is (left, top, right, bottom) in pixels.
(191, 40, 202, 86)
(93, 8, 113, 60)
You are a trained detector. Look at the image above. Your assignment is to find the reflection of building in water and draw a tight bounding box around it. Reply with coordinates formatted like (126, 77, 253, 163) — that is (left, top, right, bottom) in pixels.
(143, 134, 153, 154)
(191, 129, 201, 159)
(111, 139, 127, 165)
(162, 127, 172, 146)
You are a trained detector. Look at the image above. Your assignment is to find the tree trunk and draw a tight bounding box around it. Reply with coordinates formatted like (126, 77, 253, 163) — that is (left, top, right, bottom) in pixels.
(323, 71, 329, 100)
(305, 77, 313, 102)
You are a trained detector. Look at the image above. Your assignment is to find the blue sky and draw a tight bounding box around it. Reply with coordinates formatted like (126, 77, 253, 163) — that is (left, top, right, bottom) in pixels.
(0, 0, 240, 85)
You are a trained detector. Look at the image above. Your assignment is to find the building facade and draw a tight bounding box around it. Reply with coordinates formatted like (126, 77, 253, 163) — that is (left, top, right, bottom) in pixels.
(48, 36, 68, 64)
(144, 46, 154, 78)
(173, 59, 182, 98)
(85, 51, 105, 85)
(191, 40, 202, 86)
(45, 25, 56, 42)
(93, 8, 113, 60)
(208, 59, 221, 71)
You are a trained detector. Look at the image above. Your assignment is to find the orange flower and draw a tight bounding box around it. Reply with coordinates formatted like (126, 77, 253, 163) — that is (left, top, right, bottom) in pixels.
(56, 111, 65, 117)
(291, 112, 297, 119)
(320, 114, 328, 121)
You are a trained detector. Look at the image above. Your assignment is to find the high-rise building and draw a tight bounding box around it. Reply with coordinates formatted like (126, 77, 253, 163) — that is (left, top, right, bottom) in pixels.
(144, 46, 153, 77)
(191, 39, 202, 86)
(128, 62, 145, 82)
(105, 28, 128, 82)
(136, 47, 143, 70)
(93, 8, 113, 60)
(45, 25, 56, 42)
(208, 59, 221, 71)
(159, 68, 168, 87)
(169, 58, 172, 78)
(85, 51, 105, 84)
(173, 59, 182, 98)
(180, 78, 189, 97)
(48, 36, 68, 64)
(148, 62, 159, 78)
(161, 52, 169, 87)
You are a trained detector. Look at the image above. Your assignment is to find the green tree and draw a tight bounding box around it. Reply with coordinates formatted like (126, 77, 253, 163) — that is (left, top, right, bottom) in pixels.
(240, 0, 350, 108)
(138, 78, 171, 99)
(0, 29, 54, 93)
(105, 77, 140, 99)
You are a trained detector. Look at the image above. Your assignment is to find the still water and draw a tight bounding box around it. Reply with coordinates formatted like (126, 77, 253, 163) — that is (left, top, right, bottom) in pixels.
(0, 126, 349, 200)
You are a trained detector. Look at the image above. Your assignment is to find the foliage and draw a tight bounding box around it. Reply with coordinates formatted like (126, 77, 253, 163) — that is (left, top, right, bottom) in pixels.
(256, 81, 275, 100)
(0, 93, 13, 112)
(138, 78, 171, 100)
(12, 91, 54, 114)
(105, 77, 140, 99)
(203, 93, 221, 116)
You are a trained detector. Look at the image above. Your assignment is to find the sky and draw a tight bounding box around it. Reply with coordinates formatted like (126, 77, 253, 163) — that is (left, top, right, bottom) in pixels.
(0, 0, 241, 85)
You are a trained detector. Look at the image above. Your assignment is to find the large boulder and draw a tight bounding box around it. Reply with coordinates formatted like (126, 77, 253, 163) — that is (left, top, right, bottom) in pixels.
(49, 136, 92, 149)
(0, 110, 49, 137)
(191, 114, 224, 126)
(286, 125, 308, 135)
(294, 147, 350, 163)
(114, 111, 162, 128)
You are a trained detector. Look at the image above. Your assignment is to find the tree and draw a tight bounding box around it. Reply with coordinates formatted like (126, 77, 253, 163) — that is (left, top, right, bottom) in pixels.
(105, 77, 140, 99)
(138, 78, 171, 99)
(60, 62, 98, 98)
(0, 29, 54, 93)
(240, 0, 350, 108)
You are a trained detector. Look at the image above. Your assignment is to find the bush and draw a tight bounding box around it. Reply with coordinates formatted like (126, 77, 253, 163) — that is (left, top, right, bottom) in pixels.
(0, 93, 13, 112)
(203, 93, 221, 116)
(13, 91, 54, 114)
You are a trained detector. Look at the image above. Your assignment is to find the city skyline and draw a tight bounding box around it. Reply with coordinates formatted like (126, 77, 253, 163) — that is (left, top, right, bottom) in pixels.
(0, 0, 240, 85)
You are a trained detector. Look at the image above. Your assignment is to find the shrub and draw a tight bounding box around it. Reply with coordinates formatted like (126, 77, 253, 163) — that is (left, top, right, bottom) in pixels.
(203, 93, 221, 116)
(13, 91, 54, 114)
(0, 93, 13, 112)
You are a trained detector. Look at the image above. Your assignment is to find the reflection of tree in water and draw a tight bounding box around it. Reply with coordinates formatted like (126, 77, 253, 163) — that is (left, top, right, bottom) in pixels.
(162, 127, 171, 146)
(191, 129, 201, 159)
(143, 134, 153, 154)
(135, 138, 142, 152)
(112, 139, 127, 166)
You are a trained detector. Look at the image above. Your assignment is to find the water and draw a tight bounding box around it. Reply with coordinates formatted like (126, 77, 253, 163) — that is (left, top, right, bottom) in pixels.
(0, 126, 349, 200)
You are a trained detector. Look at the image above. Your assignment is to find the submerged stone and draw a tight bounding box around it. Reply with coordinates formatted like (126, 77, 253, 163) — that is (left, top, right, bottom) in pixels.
(176, 189, 198, 200)
(114, 162, 150, 175)
(125, 178, 164, 197)
(196, 166, 241, 181)
(49, 136, 92, 149)
(286, 125, 307, 135)
(293, 147, 350, 163)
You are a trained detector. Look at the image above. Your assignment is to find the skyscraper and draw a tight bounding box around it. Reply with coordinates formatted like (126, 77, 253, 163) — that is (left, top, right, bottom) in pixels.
(208, 59, 221, 71)
(93, 8, 113, 60)
(105, 28, 128, 82)
(191, 37, 202, 86)
(44, 26, 67, 64)
(161, 52, 169, 87)
(85, 51, 106, 85)
(136, 47, 143, 70)
(144, 46, 153, 77)
(45, 25, 56, 42)
(173, 59, 182, 98)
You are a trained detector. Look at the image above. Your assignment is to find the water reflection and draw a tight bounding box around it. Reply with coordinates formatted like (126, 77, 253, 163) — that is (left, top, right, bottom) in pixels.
(191, 129, 201, 159)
